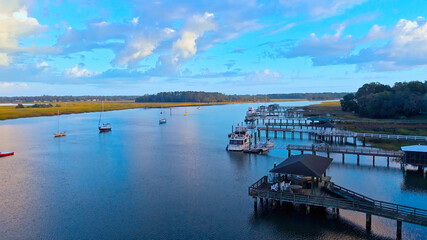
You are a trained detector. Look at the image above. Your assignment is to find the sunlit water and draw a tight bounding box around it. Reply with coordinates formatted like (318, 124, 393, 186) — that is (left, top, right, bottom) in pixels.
(0, 101, 426, 239)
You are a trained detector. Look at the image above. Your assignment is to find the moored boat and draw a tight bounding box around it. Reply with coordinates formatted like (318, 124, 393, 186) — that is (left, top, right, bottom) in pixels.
(159, 110, 167, 124)
(227, 123, 251, 151)
(54, 110, 66, 138)
(99, 101, 112, 132)
(0, 152, 14, 157)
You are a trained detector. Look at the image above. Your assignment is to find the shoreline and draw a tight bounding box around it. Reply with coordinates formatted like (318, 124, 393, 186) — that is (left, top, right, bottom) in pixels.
(0, 99, 308, 121)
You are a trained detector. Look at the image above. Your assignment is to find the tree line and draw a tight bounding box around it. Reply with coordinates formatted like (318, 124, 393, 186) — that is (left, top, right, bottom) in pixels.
(0, 92, 347, 103)
(135, 91, 346, 103)
(340, 81, 427, 118)
(0, 95, 138, 103)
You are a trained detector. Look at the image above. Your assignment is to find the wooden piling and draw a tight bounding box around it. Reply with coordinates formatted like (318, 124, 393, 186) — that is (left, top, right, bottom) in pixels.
(366, 213, 372, 233)
(397, 220, 402, 240)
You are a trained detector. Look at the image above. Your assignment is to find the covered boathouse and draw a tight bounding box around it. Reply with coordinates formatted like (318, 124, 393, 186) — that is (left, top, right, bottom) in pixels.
(401, 145, 427, 172)
(249, 154, 427, 239)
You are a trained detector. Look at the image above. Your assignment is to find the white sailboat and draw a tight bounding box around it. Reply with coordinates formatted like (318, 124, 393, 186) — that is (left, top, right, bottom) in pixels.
(159, 109, 166, 124)
(54, 110, 66, 137)
(98, 101, 112, 132)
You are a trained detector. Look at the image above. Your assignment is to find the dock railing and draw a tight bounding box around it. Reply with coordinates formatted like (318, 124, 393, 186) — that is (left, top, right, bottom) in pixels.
(249, 176, 427, 226)
(286, 144, 404, 157)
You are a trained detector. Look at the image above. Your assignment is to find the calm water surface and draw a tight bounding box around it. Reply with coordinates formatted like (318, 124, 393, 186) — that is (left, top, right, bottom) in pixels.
(0, 101, 426, 239)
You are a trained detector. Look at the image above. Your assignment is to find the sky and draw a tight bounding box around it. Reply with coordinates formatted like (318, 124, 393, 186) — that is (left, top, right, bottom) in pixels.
(1, 0, 427, 96)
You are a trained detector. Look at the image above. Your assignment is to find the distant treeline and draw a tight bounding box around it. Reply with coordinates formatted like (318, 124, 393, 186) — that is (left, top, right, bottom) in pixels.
(341, 81, 427, 118)
(267, 93, 347, 100)
(0, 92, 346, 103)
(0, 95, 138, 103)
(135, 91, 346, 103)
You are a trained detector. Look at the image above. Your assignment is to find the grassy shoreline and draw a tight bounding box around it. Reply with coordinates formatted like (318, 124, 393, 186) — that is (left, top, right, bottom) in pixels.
(0, 99, 306, 121)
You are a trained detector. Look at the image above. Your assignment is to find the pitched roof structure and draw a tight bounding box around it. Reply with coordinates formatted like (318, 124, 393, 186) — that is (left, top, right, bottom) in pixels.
(269, 154, 333, 178)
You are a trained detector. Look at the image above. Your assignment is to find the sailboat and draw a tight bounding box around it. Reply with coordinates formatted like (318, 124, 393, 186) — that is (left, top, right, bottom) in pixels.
(184, 110, 188, 116)
(54, 110, 66, 137)
(159, 110, 166, 124)
(98, 101, 112, 132)
(197, 101, 201, 110)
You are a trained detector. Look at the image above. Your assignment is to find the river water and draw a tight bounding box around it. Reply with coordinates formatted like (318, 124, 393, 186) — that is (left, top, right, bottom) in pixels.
(0, 101, 426, 239)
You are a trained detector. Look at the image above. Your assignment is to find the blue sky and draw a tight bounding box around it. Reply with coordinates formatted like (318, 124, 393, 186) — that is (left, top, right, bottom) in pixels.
(1, 0, 427, 96)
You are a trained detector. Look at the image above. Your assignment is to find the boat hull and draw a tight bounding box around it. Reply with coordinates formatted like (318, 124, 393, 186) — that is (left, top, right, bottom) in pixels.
(99, 126, 112, 132)
(227, 143, 249, 151)
(159, 119, 167, 124)
(0, 152, 14, 157)
(54, 132, 66, 138)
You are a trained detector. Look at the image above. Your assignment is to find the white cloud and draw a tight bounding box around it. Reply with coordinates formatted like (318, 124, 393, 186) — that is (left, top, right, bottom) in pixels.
(173, 12, 217, 59)
(285, 23, 355, 60)
(132, 17, 139, 25)
(113, 27, 176, 67)
(0, 82, 28, 89)
(246, 69, 282, 83)
(64, 64, 98, 78)
(279, 0, 367, 19)
(36, 61, 48, 68)
(345, 16, 427, 70)
(0, 1, 44, 66)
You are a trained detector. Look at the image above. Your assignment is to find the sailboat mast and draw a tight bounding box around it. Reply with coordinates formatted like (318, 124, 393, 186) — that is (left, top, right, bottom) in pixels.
(102, 101, 104, 124)
(57, 110, 60, 132)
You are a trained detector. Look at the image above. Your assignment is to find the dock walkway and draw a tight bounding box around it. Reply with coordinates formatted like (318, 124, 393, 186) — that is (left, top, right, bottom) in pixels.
(249, 176, 427, 239)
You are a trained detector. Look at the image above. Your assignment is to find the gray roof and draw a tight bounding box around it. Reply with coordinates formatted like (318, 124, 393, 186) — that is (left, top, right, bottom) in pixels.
(401, 145, 427, 153)
(270, 154, 332, 178)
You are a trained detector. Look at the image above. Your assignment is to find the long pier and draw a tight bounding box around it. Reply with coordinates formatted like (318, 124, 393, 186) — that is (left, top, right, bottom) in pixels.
(249, 176, 427, 239)
(313, 130, 427, 146)
(256, 127, 427, 145)
(284, 144, 404, 166)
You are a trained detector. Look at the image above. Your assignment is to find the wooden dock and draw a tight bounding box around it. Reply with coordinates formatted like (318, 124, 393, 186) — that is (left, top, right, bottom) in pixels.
(256, 127, 427, 145)
(284, 144, 404, 166)
(313, 130, 427, 146)
(249, 176, 427, 239)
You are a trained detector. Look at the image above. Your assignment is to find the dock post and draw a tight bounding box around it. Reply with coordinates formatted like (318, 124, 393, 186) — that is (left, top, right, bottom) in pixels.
(366, 213, 372, 233)
(342, 154, 345, 164)
(266, 126, 269, 139)
(253, 197, 258, 210)
(254, 132, 257, 145)
(301, 150, 304, 154)
(288, 150, 291, 157)
(357, 155, 360, 165)
(274, 131, 277, 138)
(373, 156, 375, 167)
(353, 137, 357, 145)
(283, 131, 286, 139)
(387, 157, 390, 168)
(396, 220, 402, 240)
(258, 129, 261, 141)
(327, 151, 329, 158)
(363, 138, 366, 146)
(313, 151, 316, 156)
(336, 208, 339, 215)
(300, 132, 303, 139)
(308, 134, 311, 140)
(292, 132, 295, 139)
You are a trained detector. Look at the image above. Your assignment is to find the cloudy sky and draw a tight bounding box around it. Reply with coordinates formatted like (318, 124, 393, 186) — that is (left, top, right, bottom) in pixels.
(1, 0, 427, 96)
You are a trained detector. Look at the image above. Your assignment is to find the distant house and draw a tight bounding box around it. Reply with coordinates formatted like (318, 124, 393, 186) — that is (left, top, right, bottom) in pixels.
(401, 145, 427, 167)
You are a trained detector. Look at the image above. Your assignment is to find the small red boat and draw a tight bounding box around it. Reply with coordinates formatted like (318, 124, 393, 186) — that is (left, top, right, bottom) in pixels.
(0, 152, 14, 157)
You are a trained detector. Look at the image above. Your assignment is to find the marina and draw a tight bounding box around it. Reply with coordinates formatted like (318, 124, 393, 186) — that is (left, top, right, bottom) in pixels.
(0, 101, 426, 239)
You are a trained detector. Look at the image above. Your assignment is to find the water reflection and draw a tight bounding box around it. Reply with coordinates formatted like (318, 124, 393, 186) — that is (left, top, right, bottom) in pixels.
(402, 171, 427, 193)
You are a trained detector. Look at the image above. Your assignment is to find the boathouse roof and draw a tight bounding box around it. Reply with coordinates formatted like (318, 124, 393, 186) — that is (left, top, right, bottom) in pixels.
(307, 116, 334, 122)
(269, 154, 332, 178)
(401, 145, 427, 153)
